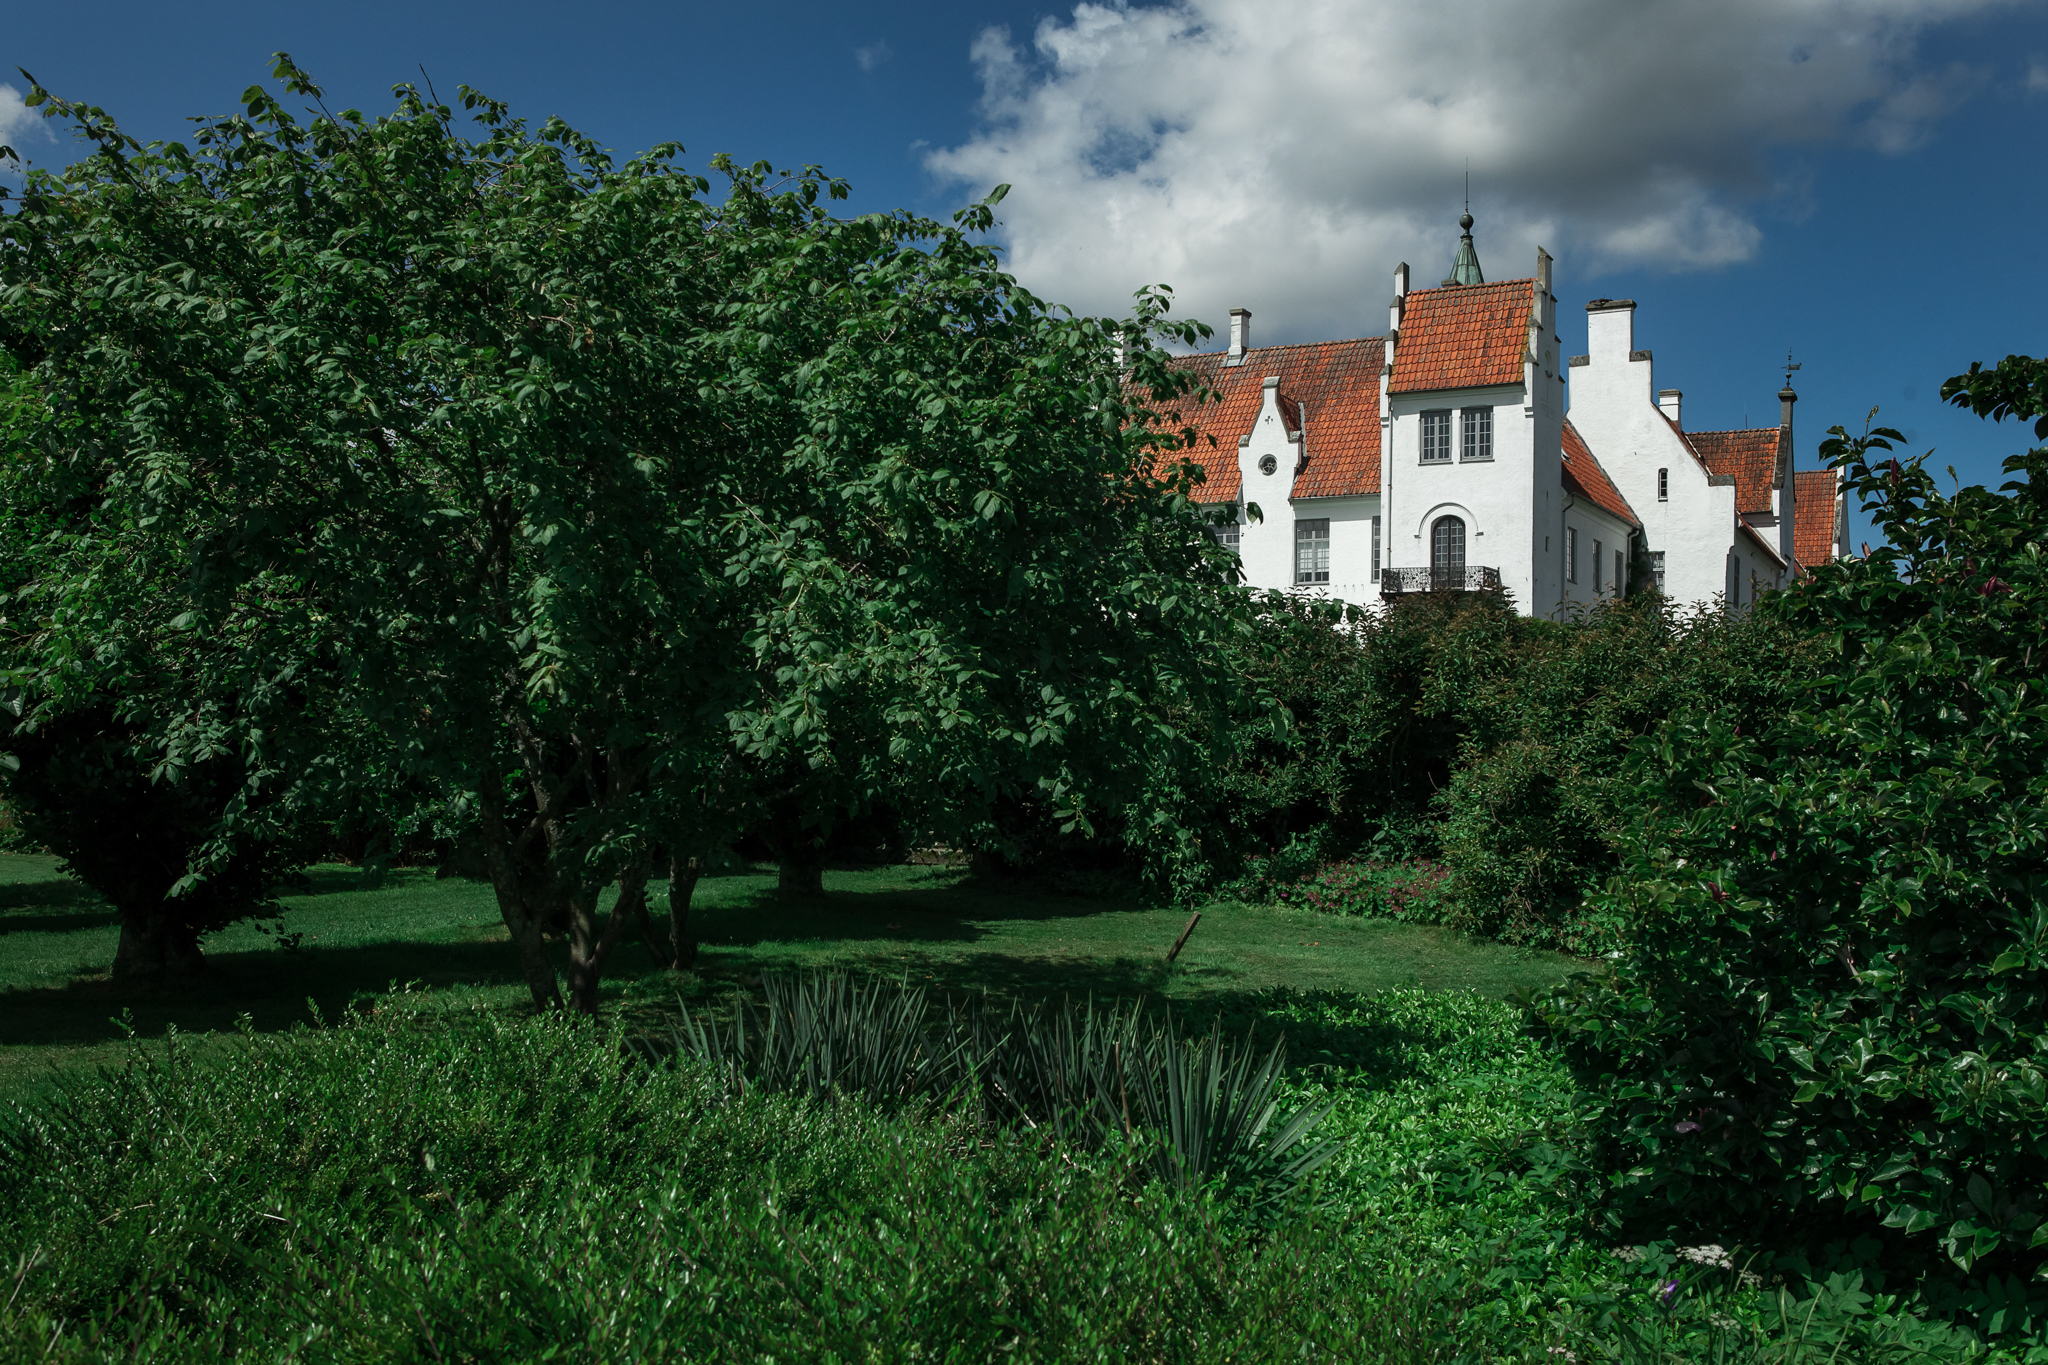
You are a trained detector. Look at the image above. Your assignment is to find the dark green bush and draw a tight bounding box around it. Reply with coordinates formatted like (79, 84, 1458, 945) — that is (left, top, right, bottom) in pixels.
(1536, 386, 2048, 1312)
(1166, 589, 1818, 949)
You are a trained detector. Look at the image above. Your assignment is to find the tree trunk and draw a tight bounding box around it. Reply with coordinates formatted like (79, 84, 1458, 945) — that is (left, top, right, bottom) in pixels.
(778, 844, 825, 898)
(502, 897, 562, 1011)
(666, 853, 701, 970)
(111, 903, 205, 983)
(566, 867, 647, 1014)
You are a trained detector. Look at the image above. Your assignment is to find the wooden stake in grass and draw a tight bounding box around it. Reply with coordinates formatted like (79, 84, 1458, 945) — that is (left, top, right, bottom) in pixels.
(1164, 911, 1202, 964)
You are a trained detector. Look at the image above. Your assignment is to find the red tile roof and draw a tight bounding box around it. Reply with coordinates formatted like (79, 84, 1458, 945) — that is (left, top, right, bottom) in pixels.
(1688, 427, 1785, 517)
(1159, 338, 1386, 500)
(1389, 279, 1533, 394)
(1561, 420, 1641, 528)
(1792, 469, 1841, 567)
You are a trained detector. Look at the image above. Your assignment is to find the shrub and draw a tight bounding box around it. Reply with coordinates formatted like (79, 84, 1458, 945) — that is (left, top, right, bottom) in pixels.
(1535, 386, 2048, 1307)
(1224, 852, 1452, 923)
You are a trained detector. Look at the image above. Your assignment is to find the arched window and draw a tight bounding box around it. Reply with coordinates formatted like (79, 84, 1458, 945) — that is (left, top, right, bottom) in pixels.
(1431, 516, 1466, 577)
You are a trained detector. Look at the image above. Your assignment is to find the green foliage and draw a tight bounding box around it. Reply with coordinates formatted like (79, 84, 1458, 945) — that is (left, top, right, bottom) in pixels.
(1177, 589, 1817, 949)
(1536, 367, 2048, 1304)
(0, 339, 319, 979)
(1223, 848, 1453, 923)
(652, 970, 1335, 1199)
(0, 61, 1252, 1009)
(0, 981, 2027, 1360)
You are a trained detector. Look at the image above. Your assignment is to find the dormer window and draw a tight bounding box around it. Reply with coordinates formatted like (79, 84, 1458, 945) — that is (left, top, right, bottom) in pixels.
(1461, 407, 1492, 462)
(1421, 410, 1451, 463)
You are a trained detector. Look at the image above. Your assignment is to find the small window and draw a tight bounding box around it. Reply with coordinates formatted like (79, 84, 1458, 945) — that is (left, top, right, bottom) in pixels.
(1209, 508, 1239, 553)
(1420, 410, 1451, 463)
(1657, 468, 1669, 502)
(1651, 550, 1666, 593)
(1593, 539, 1603, 591)
(1295, 518, 1330, 584)
(1614, 549, 1624, 596)
(1431, 515, 1466, 575)
(1566, 527, 1578, 584)
(1370, 514, 1382, 582)
(1460, 407, 1492, 462)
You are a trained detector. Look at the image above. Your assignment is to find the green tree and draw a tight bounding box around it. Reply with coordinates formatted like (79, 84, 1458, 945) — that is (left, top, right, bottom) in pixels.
(1537, 372, 2048, 1284)
(0, 349, 320, 978)
(2, 61, 1246, 1010)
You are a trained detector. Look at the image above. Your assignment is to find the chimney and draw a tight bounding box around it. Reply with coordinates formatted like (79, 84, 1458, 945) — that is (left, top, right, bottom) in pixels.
(1227, 308, 1251, 366)
(1658, 389, 1682, 427)
(1779, 381, 1798, 564)
(1585, 298, 1637, 362)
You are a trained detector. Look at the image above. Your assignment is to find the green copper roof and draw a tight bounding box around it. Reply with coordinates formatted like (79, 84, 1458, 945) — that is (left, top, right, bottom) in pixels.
(1442, 212, 1484, 287)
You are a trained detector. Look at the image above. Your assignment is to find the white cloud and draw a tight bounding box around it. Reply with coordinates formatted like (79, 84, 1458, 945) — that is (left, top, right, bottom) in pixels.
(855, 41, 894, 73)
(0, 82, 40, 151)
(928, 0, 2009, 342)
(2026, 55, 2048, 93)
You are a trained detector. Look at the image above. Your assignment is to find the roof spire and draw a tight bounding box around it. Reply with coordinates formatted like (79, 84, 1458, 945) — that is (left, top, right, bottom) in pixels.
(1442, 172, 1484, 287)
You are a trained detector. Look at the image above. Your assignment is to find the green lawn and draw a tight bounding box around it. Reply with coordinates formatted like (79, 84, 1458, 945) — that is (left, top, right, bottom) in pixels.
(0, 854, 1581, 1101)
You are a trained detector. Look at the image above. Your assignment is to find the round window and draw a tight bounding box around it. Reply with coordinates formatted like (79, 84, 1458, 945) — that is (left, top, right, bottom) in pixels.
(1258, 454, 1278, 476)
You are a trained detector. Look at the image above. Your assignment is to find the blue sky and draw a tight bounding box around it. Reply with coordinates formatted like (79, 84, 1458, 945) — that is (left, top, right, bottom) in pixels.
(7, 1, 2048, 551)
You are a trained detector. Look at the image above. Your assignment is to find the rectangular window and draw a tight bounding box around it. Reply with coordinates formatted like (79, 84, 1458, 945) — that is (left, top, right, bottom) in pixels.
(1420, 410, 1451, 463)
(1657, 468, 1669, 502)
(1593, 539, 1603, 591)
(1615, 549, 1624, 596)
(1295, 518, 1330, 584)
(1460, 406, 1493, 462)
(1370, 514, 1382, 582)
(1209, 508, 1239, 553)
(1651, 550, 1666, 592)
(1566, 527, 1578, 584)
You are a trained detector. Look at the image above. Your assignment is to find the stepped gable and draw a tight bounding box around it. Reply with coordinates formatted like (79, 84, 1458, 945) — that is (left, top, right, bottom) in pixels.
(1389, 278, 1533, 394)
(1792, 469, 1842, 565)
(1561, 420, 1641, 527)
(1688, 427, 1786, 517)
(1158, 337, 1386, 501)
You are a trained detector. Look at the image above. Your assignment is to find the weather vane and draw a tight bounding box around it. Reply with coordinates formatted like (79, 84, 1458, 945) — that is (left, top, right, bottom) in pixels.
(1783, 350, 1802, 387)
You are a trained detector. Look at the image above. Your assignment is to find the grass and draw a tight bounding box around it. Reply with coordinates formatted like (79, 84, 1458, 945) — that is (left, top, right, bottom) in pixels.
(0, 855, 1579, 1103)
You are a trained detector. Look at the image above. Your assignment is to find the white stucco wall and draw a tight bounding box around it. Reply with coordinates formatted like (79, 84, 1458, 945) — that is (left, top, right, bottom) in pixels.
(1291, 494, 1381, 606)
(1557, 499, 1637, 610)
(1565, 301, 1742, 612)
(1379, 262, 1568, 618)
(1235, 377, 1300, 592)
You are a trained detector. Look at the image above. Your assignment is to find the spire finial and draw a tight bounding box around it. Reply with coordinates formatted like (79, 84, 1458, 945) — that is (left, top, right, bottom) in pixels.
(1444, 169, 1483, 286)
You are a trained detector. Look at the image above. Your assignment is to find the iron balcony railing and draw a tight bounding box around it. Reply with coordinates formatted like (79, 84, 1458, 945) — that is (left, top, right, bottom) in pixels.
(1380, 566, 1502, 597)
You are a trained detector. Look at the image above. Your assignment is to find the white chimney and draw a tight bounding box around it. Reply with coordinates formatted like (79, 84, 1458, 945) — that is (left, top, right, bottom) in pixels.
(1227, 308, 1251, 366)
(1585, 298, 1636, 362)
(1658, 389, 1682, 427)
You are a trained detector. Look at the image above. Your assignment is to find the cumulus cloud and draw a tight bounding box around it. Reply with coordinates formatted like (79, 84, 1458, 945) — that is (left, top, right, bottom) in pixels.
(0, 82, 40, 150)
(928, 0, 2008, 342)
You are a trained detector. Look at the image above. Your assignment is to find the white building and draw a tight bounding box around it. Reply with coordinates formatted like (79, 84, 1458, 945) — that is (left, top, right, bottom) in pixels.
(1165, 218, 1846, 614)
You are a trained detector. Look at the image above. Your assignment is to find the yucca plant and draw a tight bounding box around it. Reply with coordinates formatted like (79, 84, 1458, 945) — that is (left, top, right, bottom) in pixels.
(645, 971, 1336, 1200)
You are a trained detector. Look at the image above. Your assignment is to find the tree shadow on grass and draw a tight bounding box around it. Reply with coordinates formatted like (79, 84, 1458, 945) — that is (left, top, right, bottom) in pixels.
(0, 879, 113, 925)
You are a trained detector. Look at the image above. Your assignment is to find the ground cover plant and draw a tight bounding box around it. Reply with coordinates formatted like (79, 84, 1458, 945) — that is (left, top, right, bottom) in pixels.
(1, 980, 2016, 1362)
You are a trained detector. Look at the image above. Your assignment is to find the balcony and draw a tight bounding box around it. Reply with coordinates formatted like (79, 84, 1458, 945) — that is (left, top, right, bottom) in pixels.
(1380, 566, 1502, 598)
